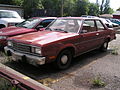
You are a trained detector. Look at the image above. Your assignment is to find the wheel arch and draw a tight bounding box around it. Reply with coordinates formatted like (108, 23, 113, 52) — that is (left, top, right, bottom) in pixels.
(58, 46, 75, 58)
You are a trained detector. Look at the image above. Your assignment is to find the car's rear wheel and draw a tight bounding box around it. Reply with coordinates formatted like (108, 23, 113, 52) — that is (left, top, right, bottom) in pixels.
(100, 41, 108, 52)
(54, 50, 72, 70)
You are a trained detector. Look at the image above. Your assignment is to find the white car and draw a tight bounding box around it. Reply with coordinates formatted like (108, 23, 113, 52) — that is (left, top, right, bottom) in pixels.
(106, 19, 119, 27)
(0, 10, 24, 29)
(99, 18, 113, 28)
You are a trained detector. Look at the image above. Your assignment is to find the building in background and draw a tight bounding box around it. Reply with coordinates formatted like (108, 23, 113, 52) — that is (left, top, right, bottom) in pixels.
(0, 4, 23, 17)
(113, 11, 120, 19)
(99, 14, 113, 19)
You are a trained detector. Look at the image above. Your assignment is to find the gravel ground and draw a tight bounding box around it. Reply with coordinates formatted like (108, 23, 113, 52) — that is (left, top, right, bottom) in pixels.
(0, 33, 120, 90)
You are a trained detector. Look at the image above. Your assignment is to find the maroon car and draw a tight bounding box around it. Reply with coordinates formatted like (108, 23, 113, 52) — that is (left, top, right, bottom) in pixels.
(5, 17, 116, 69)
(0, 17, 56, 49)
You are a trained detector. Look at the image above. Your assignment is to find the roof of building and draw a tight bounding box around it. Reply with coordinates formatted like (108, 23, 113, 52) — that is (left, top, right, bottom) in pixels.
(99, 14, 113, 18)
(113, 11, 120, 15)
(0, 4, 21, 8)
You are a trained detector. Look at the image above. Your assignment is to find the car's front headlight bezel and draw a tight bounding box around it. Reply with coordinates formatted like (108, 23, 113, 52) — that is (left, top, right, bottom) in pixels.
(31, 46, 41, 54)
(0, 36, 7, 39)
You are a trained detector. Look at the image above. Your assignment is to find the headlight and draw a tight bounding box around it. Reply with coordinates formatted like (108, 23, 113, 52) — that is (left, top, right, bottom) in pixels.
(8, 41, 13, 47)
(31, 47, 41, 54)
(0, 36, 7, 39)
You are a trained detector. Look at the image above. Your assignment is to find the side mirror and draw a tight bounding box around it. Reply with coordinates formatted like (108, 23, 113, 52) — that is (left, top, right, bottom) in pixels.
(36, 25, 44, 30)
(81, 30, 87, 33)
(106, 24, 113, 28)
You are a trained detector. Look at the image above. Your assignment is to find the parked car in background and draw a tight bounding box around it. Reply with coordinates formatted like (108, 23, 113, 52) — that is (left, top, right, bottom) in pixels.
(0, 17, 56, 49)
(99, 18, 113, 28)
(0, 10, 24, 29)
(106, 19, 119, 27)
(5, 17, 116, 70)
(110, 19, 120, 25)
(81, 15, 99, 18)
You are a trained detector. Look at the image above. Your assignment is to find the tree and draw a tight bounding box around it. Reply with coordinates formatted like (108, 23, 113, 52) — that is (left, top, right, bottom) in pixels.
(12, 0, 23, 6)
(100, 0, 113, 14)
(117, 7, 120, 11)
(88, 3, 99, 16)
(74, 0, 89, 16)
(41, 0, 61, 16)
(22, 0, 43, 18)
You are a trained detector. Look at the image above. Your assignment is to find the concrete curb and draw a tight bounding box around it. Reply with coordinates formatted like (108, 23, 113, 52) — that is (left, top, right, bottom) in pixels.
(0, 63, 53, 90)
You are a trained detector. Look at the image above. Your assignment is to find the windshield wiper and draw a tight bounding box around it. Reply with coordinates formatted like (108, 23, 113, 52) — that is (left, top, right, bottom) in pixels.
(54, 29, 68, 33)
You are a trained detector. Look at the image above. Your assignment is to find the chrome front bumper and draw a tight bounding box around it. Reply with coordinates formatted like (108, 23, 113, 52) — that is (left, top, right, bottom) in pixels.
(4, 47, 46, 66)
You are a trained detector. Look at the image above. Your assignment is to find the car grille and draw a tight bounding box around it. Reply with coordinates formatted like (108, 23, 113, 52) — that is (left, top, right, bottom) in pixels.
(13, 42, 31, 53)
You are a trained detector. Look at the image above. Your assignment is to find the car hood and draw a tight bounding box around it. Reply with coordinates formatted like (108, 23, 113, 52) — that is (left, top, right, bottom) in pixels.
(0, 26, 35, 36)
(0, 18, 24, 23)
(10, 31, 78, 46)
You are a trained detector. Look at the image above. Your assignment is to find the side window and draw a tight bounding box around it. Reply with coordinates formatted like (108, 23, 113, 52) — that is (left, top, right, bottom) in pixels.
(39, 19, 54, 27)
(96, 20, 105, 30)
(82, 20, 96, 33)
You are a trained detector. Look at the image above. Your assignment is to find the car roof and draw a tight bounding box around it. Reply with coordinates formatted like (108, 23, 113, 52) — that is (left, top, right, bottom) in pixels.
(31, 17, 57, 20)
(57, 17, 101, 20)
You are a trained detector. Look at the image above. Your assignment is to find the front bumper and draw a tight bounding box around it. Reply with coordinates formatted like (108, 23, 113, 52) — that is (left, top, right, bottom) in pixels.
(4, 47, 46, 66)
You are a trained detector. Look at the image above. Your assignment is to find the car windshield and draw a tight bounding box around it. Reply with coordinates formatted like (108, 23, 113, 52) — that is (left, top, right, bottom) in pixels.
(47, 19, 82, 33)
(16, 18, 41, 29)
(0, 11, 21, 18)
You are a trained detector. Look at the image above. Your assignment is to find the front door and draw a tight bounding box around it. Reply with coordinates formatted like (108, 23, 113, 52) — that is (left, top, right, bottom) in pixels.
(76, 20, 100, 54)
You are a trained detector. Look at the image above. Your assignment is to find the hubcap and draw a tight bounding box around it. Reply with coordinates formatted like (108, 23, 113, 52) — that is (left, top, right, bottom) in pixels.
(104, 42, 107, 48)
(61, 55, 68, 64)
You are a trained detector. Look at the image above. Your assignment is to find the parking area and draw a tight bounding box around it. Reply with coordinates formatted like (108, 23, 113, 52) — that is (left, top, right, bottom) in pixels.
(0, 32, 120, 90)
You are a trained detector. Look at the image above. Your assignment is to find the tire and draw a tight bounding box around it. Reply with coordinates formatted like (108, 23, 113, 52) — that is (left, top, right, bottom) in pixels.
(100, 41, 108, 52)
(0, 25, 5, 29)
(54, 50, 72, 70)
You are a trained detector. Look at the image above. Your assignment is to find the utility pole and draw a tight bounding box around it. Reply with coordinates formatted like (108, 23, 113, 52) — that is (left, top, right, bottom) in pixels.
(61, 0, 64, 17)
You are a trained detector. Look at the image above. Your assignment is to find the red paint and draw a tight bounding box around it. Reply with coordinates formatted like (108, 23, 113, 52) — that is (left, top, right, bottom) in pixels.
(0, 17, 56, 47)
(113, 15, 120, 19)
(0, 68, 46, 90)
(7, 17, 116, 64)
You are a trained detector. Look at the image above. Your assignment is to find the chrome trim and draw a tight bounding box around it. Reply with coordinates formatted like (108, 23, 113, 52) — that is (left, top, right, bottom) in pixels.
(4, 47, 45, 66)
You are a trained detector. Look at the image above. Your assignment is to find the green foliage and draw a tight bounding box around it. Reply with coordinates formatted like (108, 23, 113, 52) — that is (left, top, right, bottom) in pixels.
(0, 77, 20, 90)
(0, 0, 114, 17)
(92, 77, 106, 87)
(74, 0, 89, 16)
(22, 0, 43, 18)
(99, 0, 113, 14)
(12, 0, 23, 6)
(88, 3, 99, 16)
(110, 47, 119, 55)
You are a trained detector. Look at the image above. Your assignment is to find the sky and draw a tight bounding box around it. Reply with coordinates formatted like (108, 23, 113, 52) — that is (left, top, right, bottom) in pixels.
(89, 0, 120, 11)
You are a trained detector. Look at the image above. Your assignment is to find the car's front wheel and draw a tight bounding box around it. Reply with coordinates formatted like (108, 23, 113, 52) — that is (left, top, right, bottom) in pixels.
(54, 50, 72, 70)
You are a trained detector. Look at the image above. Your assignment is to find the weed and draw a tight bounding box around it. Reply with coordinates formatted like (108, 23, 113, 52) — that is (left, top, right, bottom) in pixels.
(92, 77, 105, 87)
(110, 46, 119, 55)
(0, 77, 20, 90)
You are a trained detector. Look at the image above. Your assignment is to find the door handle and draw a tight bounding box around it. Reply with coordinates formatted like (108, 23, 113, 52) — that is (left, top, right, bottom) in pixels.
(96, 33, 99, 36)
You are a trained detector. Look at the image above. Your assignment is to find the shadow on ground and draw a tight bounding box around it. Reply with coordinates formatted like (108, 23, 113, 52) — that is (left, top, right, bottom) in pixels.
(4, 49, 111, 83)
